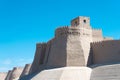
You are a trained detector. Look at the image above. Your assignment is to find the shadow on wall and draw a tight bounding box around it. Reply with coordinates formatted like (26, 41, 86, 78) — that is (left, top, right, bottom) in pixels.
(87, 46, 94, 66)
(45, 35, 67, 67)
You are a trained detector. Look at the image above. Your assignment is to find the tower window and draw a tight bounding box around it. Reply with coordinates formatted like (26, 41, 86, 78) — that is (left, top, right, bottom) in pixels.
(74, 21, 77, 26)
(75, 21, 77, 24)
(83, 20, 86, 23)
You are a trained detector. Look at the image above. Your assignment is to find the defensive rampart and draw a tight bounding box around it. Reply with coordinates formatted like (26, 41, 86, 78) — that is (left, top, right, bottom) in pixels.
(29, 43, 47, 74)
(9, 67, 23, 80)
(46, 26, 88, 67)
(92, 29, 103, 41)
(20, 64, 31, 78)
(55, 26, 81, 37)
(91, 40, 120, 64)
(5, 70, 12, 80)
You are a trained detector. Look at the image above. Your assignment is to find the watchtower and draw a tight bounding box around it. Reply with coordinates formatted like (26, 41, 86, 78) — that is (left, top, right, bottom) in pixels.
(71, 16, 91, 29)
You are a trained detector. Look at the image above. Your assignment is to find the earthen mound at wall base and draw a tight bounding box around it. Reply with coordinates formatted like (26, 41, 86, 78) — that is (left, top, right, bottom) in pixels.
(20, 67, 92, 80)
(90, 63, 120, 80)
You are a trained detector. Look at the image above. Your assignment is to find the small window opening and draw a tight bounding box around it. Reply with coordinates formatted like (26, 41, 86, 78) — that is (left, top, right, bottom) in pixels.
(75, 21, 77, 24)
(74, 21, 77, 26)
(83, 20, 86, 23)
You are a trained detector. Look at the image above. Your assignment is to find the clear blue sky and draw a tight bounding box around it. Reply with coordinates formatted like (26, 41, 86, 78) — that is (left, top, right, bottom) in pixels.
(0, 0, 120, 72)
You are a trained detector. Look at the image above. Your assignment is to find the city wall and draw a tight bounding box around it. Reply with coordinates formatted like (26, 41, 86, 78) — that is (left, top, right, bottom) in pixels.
(29, 43, 47, 74)
(5, 70, 12, 80)
(9, 67, 23, 80)
(91, 40, 120, 64)
(25, 16, 117, 75)
(20, 64, 31, 78)
(46, 26, 93, 67)
(92, 29, 103, 41)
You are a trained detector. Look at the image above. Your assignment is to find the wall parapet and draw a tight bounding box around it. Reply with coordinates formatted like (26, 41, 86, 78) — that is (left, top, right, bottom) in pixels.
(92, 28, 102, 37)
(36, 42, 46, 48)
(55, 26, 81, 37)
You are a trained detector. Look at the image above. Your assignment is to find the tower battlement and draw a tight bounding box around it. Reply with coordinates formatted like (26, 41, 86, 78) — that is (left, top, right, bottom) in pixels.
(36, 43, 47, 48)
(71, 16, 91, 29)
(55, 26, 81, 37)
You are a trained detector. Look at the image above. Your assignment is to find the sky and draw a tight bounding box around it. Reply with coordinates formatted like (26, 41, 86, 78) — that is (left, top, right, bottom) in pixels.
(0, 0, 120, 72)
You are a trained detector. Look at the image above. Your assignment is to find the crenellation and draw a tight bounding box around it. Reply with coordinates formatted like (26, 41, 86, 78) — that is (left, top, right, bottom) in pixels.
(55, 27, 82, 37)
(92, 28, 103, 41)
(91, 41, 102, 44)
(103, 37, 113, 41)
(36, 43, 42, 47)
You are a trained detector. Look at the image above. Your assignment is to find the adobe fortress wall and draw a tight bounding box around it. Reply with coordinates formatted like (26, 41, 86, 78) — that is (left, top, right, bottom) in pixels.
(20, 64, 31, 78)
(5, 70, 12, 80)
(30, 26, 93, 74)
(29, 43, 47, 74)
(29, 16, 115, 75)
(2, 16, 120, 80)
(9, 67, 23, 80)
(92, 29, 103, 41)
(46, 26, 86, 67)
(48, 16, 95, 67)
(29, 16, 103, 74)
(91, 40, 120, 64)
